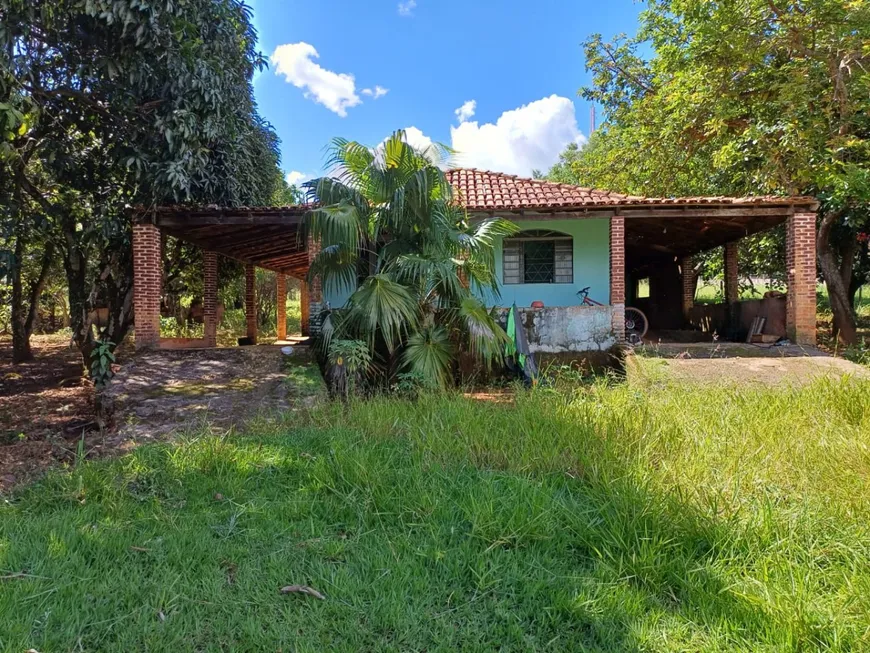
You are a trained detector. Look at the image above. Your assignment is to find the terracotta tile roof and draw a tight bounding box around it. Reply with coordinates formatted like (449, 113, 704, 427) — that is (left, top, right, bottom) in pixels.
(145, 170, 816, 219)
(445, 168, 635, 210)
(445, 168, 816, 211)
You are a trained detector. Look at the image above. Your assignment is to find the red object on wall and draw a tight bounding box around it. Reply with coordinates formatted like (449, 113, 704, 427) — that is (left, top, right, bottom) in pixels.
(531, 301, 545, 309)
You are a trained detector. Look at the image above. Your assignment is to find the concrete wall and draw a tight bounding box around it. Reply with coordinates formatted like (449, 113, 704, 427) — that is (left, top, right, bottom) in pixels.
(499, 305, 616, 353)
(688, 296, 787, 340)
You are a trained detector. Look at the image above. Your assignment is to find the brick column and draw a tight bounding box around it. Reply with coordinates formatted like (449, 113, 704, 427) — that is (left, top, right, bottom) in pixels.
(203, 251, 218, 347)
(245, 262, 257, 344)
(132, 222, 162, 349)
(609, 216, 625, 343)
(305, 233, 323, 336)
(724, 241, 739, 304)
(276, 273, 287, 341)
(681, 256, 695, 319)
(300, 282, 310, 336)
(786, 213, 817, 345)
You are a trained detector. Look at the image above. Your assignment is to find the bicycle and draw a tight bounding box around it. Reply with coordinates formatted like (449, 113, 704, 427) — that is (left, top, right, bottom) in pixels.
(577, 286, 649, 344)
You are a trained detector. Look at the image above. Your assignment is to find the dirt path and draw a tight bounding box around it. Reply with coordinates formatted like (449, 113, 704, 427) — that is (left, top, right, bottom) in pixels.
(105, 346, 322, 442)
(0, 341, 323, 491)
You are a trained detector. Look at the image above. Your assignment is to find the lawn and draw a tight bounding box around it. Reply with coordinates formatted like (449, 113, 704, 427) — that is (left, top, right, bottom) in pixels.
(2, 362, 870, 651)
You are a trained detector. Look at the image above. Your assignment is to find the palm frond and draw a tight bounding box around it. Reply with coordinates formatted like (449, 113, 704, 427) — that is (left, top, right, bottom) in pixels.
(345, 274, 419, 352)
(402, 326, 454, 389)
(460, 218, 520, 252)
(306, 201, 362, 247)
(307, 243, 358, 298)
(453, 296, 510, 367)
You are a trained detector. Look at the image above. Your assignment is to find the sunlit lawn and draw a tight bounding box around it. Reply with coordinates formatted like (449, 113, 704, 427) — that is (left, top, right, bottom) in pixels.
(2, 361, 870, 650)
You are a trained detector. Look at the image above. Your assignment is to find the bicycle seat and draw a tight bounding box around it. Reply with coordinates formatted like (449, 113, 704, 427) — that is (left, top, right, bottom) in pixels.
(577, 286, 590, 294)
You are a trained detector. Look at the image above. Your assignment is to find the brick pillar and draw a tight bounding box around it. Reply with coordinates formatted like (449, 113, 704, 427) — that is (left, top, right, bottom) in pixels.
(681, 256, 695, 320)
(132, 222, 162, 349)
(245, 263, 257, 344)
(300, 282, 310, 336)
(306, 233, 323, 336)
(609, 216, 625, 343)
(276, 273, 287, 341)
(724, 241, 739, 304)
(203, 251, 218, 347)
(786, 213, 817, 345)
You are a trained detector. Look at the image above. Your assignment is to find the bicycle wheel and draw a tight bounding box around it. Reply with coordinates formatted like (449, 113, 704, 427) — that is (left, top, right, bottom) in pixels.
(624, 306, 649, 340)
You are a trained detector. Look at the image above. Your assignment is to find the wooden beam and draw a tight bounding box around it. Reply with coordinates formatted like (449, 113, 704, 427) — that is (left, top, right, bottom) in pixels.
(621, 207, 793, 219)
(255, 253, 310, 268)
(156, 213, 304, 228)
(234, 239, 306, 260)
(166, 225, 297, 251)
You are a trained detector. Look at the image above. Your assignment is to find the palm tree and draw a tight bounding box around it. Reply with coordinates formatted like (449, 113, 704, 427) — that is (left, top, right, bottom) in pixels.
(304, 131, 518, 388)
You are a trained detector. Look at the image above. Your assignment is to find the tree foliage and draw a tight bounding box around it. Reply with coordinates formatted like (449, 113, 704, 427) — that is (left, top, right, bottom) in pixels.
(305, 131, 518, 388)
(552, 0, 870, 342)
(0, 0, 282, 365)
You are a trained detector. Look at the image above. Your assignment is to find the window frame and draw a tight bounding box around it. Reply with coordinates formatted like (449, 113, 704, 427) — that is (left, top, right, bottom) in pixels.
(503, 230, 573, 285)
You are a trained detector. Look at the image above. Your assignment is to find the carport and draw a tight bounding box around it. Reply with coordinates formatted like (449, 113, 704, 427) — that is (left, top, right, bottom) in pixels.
(619, 197, 818, 343)
(132, 205, 320, 349)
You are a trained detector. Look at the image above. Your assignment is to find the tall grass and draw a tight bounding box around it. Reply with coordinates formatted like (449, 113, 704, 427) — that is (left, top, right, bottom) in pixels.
(2, 366, 870, 650)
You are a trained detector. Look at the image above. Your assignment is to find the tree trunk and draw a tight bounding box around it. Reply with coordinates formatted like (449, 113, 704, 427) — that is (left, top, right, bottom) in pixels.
(817, 210, 857, 345)
(24, 243, 55, 339)
(61, 218, 95, 371)
(10, 235, 33, 363)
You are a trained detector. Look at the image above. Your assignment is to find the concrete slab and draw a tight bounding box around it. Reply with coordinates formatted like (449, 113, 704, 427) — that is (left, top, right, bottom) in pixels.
(630, 343, 868, 385)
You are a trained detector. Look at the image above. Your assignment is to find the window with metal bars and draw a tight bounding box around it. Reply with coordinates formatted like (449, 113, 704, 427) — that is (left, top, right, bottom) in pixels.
(503, 230, 573, 285)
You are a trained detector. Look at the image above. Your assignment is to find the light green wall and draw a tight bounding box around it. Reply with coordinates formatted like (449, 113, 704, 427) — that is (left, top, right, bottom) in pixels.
(323, 217, 612, 310)
(482, 218, 611, 308)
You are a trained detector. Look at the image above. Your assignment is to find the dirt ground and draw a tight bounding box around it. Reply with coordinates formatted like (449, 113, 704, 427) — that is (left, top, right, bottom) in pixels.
(105, 345, 321, 442)
(633, 342, 869, 385)
(0, 336, 97, 488)
(0, 336, 321, 491)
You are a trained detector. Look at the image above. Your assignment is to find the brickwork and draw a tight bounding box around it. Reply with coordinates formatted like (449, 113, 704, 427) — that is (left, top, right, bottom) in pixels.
(276, 273, 287, 341)
(245, 263, 257, 343)
(786, 213, 817, 345)
(203, 251, 218, 347)
(610, 216, 625, 342)
(132, 223, 162, 349)
(300, 282, 310, 336)
(724, 241, 739, 304)
(305, 233, 323, 336)
(681, 256, 695, 318)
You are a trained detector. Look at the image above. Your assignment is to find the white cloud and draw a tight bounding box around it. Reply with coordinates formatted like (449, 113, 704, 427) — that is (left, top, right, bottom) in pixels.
(270, 42, 362, 116)
(361, 85, 389, 99)
(401, 127, 435, 154)
(455, 100, 477, 123)
(285, 171, 312, 187)
(450, 95, 586, 176)
(376, 127, 439, 163)
(398, 0, 416, 16)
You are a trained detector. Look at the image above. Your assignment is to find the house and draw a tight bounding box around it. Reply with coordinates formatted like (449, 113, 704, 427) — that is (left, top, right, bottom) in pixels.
(132, 169, 818, 352)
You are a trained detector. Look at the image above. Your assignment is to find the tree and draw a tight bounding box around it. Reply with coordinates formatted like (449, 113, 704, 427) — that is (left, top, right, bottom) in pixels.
(563, 0, 870, 343)
(305, 131, 518, 388)
(1, 0, 282, 366)
(272, 172, 306, 205)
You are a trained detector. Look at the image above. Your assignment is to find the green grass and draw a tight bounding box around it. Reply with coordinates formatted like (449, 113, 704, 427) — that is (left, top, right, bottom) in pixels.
(3, 364, 870, 650)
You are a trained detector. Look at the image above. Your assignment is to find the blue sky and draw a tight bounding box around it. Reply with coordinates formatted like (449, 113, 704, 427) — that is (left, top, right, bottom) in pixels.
(250, 0, 642, 185)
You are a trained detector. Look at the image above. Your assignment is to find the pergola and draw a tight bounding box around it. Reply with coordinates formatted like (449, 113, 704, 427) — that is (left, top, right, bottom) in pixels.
(132, 205, 318, 349)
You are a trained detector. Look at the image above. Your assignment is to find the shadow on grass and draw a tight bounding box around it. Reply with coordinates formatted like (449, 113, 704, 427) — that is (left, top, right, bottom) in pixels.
(0, 388, 857, 650)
